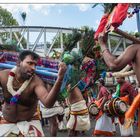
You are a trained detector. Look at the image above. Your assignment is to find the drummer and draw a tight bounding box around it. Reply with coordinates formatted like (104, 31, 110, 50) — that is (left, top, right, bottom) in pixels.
(115, 76, 138, 136)
(116, 76, 137, 104)
(93, 78, 115, 136)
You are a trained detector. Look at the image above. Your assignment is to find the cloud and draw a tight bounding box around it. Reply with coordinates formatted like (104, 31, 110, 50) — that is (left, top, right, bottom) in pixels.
(76, 4, 91, 12)
(0, 4, 30, 14)
(32, 4, 50, 15)
(0, 4, 91, 17)
(95, 19, 99, 25)
(93, 19, 100, 30)
(0, 4, 56, 15)
(32, 4, 44, 11)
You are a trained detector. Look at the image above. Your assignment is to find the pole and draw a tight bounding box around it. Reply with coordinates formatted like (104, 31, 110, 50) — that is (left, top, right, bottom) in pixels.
(114, 28, 140, 44)
(136, 10, 140, 33)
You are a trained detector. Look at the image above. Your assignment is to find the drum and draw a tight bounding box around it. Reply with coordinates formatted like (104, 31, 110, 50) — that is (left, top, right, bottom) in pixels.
(88, 101, 99, 116)
(103, 98, 128, 117)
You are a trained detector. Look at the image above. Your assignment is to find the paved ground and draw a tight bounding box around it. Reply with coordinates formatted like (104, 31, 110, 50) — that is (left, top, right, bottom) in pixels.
(42, 119, 139, 137)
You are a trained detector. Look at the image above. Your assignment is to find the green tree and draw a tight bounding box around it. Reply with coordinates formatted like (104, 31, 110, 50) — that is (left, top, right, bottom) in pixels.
(53, 29, 82, 51)
(80, 26, 95, 57)
(0, 6, 19, 26)
(0, 6, 27, 50)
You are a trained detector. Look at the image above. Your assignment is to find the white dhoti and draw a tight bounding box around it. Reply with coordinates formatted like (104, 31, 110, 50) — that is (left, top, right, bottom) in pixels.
(118, 119, 133, 136)
(39, 101, 64, 118)
(58, 107, 70, 131)
(93, 113, 114, 136)
(66, 100, 90, 131)
(0, 118, 44, 137)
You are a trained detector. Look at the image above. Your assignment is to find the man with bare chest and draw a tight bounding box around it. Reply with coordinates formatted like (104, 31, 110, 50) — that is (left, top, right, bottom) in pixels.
(98, 33, 140, 134)
(66, 83, 91, 136)
(0, 50, 67, 136)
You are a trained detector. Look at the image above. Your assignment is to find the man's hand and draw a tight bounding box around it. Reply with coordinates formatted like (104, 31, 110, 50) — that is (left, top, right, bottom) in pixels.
(98, 33, 108, 46)
(57, 62, 67, 81)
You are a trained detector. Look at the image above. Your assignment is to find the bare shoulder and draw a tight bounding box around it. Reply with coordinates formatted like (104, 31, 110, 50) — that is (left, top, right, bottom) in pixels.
(0, 69, 10, 74)
(33, 74, 45, 86)
(0, 69, 10, 80)
(127, 44, 140, 49)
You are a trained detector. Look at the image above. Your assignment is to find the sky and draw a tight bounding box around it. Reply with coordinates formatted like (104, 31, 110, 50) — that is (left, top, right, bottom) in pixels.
(0, 3, 138, 31)
(0, 3, 138, 43)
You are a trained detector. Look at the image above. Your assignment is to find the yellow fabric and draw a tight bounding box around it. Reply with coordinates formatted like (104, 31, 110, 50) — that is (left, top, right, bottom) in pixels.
(70, 108, 88, 115)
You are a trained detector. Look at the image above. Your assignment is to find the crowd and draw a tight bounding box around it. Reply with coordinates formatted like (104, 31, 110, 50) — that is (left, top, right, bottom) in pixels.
(0, 32, 140, 137)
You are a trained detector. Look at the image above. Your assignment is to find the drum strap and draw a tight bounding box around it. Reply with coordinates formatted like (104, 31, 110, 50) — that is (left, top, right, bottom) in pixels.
(94, 98, 104, 120)
(95, 110, 103, 121)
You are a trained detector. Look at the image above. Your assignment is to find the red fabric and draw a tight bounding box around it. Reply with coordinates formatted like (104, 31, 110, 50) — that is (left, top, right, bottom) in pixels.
(9, 71, 15, 77)
(94, 14, 109, 40)
(81, 60, 96, 87)
(98, 86, 110, 100)
(94, 98, 104, 120)
(118, 116, 125, 125)
(93, 130, 113, 136)
(0, 54, 6, 62)
(111, 3, 129, 28)
(37, 58, 43, 66)
(29, 125, 43, 136)
(120, 81, 138, 105)
(72, 115, 77, 131)
(97, 86, 111, 116)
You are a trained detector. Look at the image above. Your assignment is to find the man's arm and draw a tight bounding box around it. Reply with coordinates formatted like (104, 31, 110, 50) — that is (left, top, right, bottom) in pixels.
(0, 71, 4, 88)
(35, 62, 67, 108)
(35, 78, 64, 108)
(98, 33, 139, 71)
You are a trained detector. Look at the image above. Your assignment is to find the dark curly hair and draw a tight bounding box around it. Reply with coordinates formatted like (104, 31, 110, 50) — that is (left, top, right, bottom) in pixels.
(19, 50, 40, 61)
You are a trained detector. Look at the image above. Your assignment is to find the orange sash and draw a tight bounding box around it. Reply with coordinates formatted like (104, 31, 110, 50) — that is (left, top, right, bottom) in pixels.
(94, 98, 104, 120)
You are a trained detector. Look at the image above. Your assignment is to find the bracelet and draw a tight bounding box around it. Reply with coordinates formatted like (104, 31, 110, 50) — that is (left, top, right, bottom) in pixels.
(102, 48, 109, 54)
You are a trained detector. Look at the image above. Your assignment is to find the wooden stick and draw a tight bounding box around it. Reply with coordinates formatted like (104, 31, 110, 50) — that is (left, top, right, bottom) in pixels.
(114, 28, 140, 44)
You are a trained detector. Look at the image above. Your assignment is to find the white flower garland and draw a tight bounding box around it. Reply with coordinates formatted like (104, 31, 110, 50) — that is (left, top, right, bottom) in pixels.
(7, 66, 33, 97)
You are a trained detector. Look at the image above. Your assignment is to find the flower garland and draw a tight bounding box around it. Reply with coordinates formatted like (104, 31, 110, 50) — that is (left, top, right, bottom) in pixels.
(106, 70, 135, 78)
(7, 66, 33, 105)
(106, 64, 134, 78)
